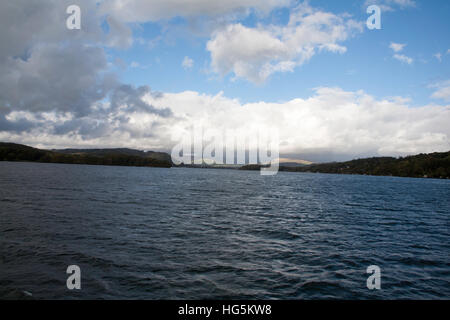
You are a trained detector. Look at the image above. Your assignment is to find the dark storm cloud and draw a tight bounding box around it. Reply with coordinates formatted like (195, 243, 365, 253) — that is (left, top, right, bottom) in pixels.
(0, 0, 106, 62)
(49, 84, 173, 140)
(0, 114, 36, 133)
(53, 117, 111, 138)
(0, 43, 117, 116)
(0, 0, 119, 118)
(0, 0, 170, 139)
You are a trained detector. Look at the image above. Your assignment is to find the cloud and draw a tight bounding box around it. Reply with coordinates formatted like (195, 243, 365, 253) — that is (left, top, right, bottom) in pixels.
(182, 56, 194, 70)
(393, 54, 413, 64)
(0, 1, 98, 61)
(0, 0, 138, 120)
(430, 81, 450, 102)
(207, 3, 363, 83)
(104, 15, 134, 48)
(0, 43, 117, 116)
(129, 61, 150, 69)
(0, 0, 132, 56)
(390, 0, 416, 6)
(109, 85, 172, 117)
(389, 43, 413, 64)
(2, 87, 449, 161)
(0, 0, 168, 135)
(364, 0, 416, 12)
(99, 0, 291, 22)
(5, 84, 172, 142)
(434, 53, 442, 62)
(389, 42, 406, 52)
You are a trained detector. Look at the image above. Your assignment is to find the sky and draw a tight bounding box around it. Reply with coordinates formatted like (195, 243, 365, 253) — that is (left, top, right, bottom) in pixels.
(0, 0, 449, 162)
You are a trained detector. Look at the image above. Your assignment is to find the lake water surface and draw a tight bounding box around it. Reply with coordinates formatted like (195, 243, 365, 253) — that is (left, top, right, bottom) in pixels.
(0, 162, 449, 299)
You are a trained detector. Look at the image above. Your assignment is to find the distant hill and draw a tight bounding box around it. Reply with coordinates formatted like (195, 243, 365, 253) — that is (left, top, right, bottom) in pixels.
(278, 162, 309, 167)
(282, 152, 450, 179)
(278, 158, 313, 166)
(240, 151, 450, 179)
(0, 142, 173, 168)
(54, 147, 172, 164)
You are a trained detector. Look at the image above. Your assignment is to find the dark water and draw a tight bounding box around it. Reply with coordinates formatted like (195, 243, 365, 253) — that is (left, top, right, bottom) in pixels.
(0, 161, 449, 299)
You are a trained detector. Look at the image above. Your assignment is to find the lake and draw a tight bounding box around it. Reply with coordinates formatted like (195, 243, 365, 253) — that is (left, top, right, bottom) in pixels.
(0, 161, 449, 299)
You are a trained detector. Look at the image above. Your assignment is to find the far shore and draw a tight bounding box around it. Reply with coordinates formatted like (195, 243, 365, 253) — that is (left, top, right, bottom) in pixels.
(1, 142, 449, 180)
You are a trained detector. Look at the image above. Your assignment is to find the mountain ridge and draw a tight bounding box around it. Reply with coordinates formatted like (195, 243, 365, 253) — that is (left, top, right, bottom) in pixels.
(241, 151, 450, 179)
(0, 142, 173, 168)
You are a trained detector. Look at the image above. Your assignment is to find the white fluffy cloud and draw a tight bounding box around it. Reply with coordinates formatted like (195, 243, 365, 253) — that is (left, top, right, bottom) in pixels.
(389, 42, 406, 52)
(182, 56, 194, 69)
(364, 0, 416, 12)
(2, 87, 449, 161)
(393, 54, 413, 64)
(430, 81, 450, 102)
(434, 53, 442, 62)
(99, 0, 291, 22)
(207, 4, 363, 83)
(389, 43, 413, 64)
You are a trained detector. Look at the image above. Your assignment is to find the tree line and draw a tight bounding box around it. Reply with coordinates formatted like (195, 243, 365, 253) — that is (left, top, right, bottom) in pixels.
(0, 142, 172, 168)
